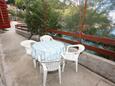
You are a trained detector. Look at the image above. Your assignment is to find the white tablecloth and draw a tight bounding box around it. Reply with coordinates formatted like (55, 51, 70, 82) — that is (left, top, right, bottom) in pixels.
(32, 40, 65, 62)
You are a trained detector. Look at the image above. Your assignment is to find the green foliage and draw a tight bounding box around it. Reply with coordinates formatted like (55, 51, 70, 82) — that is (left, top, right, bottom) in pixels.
(14, 0, 114, 38)
(15, 0, 25, 9)
(16, 10, 25, 19)
(47, 9, 62, 28)
(24, 0, 45, 35)
(7, 0, 15, 4)
(8, 9, 16, 16)
(48, 0, 65, 9)
(15, 0, 62, 36)
(84, 9, 112, 35)
(62, 6, 80, 31)
(61, 0, 113, 37)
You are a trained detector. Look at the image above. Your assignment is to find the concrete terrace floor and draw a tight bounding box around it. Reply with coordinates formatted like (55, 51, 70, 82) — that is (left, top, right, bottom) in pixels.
(0, 22, 115, 86)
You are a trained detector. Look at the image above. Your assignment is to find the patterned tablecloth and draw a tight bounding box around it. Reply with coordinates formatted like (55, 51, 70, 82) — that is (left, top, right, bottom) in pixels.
(32, 40, 65, 62)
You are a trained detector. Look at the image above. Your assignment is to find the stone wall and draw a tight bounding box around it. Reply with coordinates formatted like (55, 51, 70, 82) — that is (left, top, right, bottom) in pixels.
(79, 52, 115, 83)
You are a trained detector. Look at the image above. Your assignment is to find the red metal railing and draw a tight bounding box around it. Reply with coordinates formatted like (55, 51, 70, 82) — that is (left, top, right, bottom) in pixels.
(15, 24, 115, 58)
(46, 29, 115, 58)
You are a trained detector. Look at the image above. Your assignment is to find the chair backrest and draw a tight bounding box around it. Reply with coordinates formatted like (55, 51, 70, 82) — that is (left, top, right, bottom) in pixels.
(20, 40, 36, 48)
(38, 54, 61, 72)
(42, 60, 61, 71)
(40, 35, 53, 42)
(66, 44, 85, 54)
(20, 40, 37, 55)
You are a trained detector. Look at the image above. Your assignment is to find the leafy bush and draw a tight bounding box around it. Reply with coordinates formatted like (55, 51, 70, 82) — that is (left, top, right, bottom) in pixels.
(15, 0, 62, 36)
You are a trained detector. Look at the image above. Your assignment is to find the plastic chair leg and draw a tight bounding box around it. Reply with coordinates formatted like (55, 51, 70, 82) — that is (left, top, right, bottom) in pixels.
(33, 59, 36, 68)
(62, 60, 65, 72)
(43, 70, 47, 86)
(76, 61, 78, 72)
(58, 66, 61, 84)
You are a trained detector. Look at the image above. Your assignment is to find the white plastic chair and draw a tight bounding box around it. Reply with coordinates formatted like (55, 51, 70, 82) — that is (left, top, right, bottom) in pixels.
(39, 59, 61, 86)
(62, 44, 85, 72)
(20, 40, 37, 68)
(40, 35, 53, 42)
(20, 40, 37, 55)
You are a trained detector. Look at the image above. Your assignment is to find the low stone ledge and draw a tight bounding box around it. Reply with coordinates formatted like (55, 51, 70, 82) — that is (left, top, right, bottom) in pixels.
(15, 29, 39, 41)
(79, 52, 115, 83)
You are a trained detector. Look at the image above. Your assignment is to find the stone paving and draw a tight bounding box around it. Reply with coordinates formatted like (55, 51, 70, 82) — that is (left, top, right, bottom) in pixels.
(0, 21, 115, 86)
(0, 36, 6, 86)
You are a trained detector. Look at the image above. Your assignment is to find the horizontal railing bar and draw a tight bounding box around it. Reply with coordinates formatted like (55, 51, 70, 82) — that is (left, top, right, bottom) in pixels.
(47, 29, 80, 37)
(47, 29, 115, 46)
(53, 37, 115, 58)
(82, 34, 115, 46)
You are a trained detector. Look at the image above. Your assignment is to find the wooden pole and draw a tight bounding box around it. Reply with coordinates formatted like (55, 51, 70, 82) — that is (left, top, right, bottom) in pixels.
(79, 0, 87, 42)
(79, 0, 87, 32)
(82, 0, 87, 31)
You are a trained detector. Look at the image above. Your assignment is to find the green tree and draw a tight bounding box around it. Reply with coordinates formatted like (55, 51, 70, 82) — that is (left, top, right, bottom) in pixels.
(62, 0, 114, 37)
(15, 0, 62, 38)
